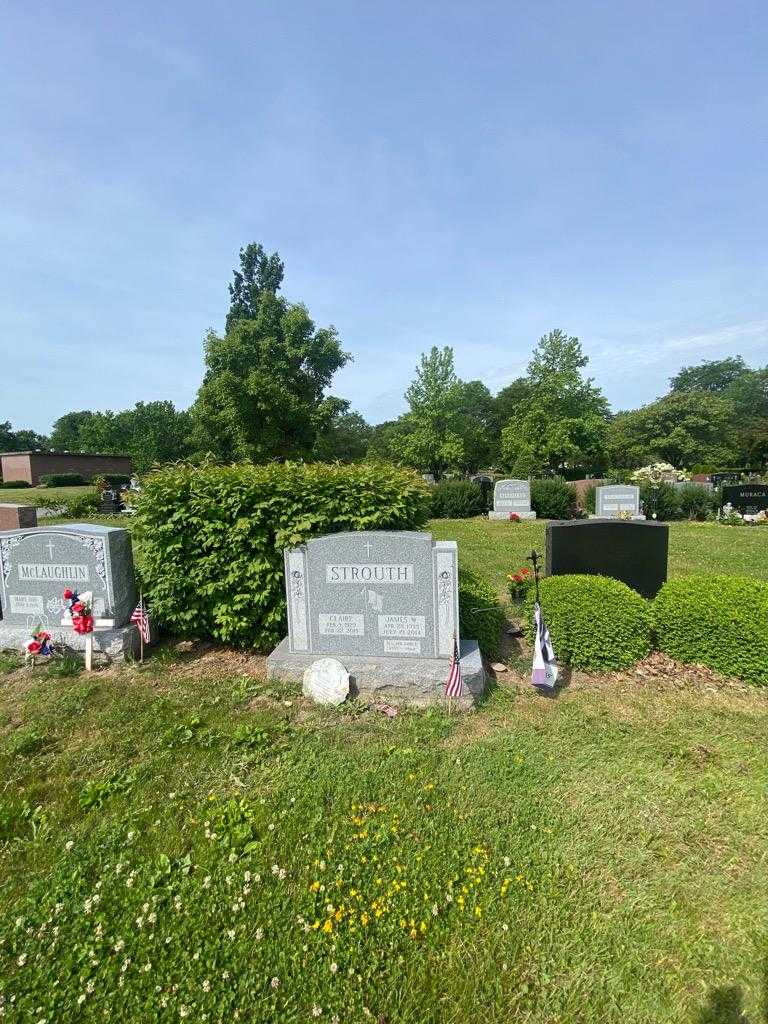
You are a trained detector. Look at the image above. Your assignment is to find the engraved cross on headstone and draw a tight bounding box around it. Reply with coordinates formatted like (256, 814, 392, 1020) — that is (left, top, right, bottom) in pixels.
(45, 539, 55, 560)
(363, 540, 373, 558)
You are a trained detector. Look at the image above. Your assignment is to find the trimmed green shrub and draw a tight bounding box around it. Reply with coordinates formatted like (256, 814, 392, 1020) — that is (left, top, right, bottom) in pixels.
(655, 575, 768, 685)
(0, 480, 31, 488)
(524, 574, 652, 670)
(59, 493, 101, 518)
(431, 480, 484, 519)
(677, 483, 717, 521)
(134, 462, 432, 649)
(530, 478, 576, 519)
(639, 482, 680, 521)
(582, 484, 596, 514)
(458, 569, 504, 660)
(39, 473, 86, 487)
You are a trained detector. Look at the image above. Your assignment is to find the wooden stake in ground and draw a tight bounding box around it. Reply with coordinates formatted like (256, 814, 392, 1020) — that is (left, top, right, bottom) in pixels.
(84, 633, 93, 672)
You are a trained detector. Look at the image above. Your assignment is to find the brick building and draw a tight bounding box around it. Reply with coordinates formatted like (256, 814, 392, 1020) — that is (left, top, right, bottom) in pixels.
(0, 451, 133, 486)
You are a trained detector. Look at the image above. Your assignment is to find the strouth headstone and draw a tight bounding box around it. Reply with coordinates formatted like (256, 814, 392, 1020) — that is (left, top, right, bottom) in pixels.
(0, 523, 141, 660)
(546, 519, 668, 598)
(592, 484, 644, 520)
(0, 504, 37, 531)
(267, 530, 485, 705)
(302, 657, 350, 705)
(721, 484, 768, 515)
(488, 479, 537, 520)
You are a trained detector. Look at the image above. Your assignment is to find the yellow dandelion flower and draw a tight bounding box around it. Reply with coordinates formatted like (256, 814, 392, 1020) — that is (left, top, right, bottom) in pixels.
(322, 920, 333, 934)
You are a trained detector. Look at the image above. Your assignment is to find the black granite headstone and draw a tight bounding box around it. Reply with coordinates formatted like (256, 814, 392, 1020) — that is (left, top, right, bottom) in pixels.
(545, 519, 669, 598)
(721, 484, 768, 515)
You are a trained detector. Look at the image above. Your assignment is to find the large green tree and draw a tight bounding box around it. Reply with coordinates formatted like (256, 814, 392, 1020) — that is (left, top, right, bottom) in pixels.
(0, 421, 48, 452)
(379, 348, 493, 478)
(499, 330, 610, 476)
(670, 356, 749, 394)
(607, 391, 739, 469)
(49, 402, 193, 472)
(311, 400, 372, 462)
(193, 244, 351, 462)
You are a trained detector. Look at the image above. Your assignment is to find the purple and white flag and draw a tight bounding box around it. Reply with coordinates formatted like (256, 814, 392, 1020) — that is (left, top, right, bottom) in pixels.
(531, 601, 558, 691)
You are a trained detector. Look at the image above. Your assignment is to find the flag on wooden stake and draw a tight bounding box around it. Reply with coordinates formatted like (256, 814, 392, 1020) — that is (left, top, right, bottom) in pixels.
(444, 635, 463, 699)
(130, 597, 150, 644)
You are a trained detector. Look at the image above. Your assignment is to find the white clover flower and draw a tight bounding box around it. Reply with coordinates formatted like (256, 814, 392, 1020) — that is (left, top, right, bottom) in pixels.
(148, 912, 157, 925)
(142, 963, 152, 973)
(227, 929, 236, 940)
(222, 970, 230, 980)
(312, 1006, 322, 1017)
(330, 962, 338, 974)
(255, 927, 263, 941)
(501, 923, 509, 932)
(193, 951, 200, 961)
(228, 852, 237, 863)
(271, 865, 279, 875)
(65, 840, 74, 851)
(77, 995, 86, 1006)
(203, 876, 211, 889)
(202, 980, 211, 992)
(270, 977, 280, 990)
(86, 981, 95, 994)
(179, 1006, 189, 1018)
(16, 954, 26, 966)
(267, 823, 275, 831)
(503, 856, 511, 867)
(14, 917, 24, 929)
(127, 831, 135, 841)
(114, 939, 125, 952)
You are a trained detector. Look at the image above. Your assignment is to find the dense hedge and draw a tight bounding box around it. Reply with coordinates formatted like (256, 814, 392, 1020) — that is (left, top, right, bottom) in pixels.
(655, 575, 768, 685)
(39, 472, 86, 487)
(431, 480, 484, 519)
(530, 478, 576, 519)
(134, 462, 431, 649)
(458, 569, 504, 660)
(0, 480, 31, 488)
(525, 574, 652, 670)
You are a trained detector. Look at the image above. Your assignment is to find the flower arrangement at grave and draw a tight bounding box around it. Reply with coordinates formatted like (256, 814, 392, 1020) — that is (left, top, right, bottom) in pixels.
(631, 462, 689, 484)
(63, 588, 94, 634)
(24, 626, 54, 662)
(507, 566, 532, 601)
(507, 512, 521, 522)
(617, 509, 633, 521)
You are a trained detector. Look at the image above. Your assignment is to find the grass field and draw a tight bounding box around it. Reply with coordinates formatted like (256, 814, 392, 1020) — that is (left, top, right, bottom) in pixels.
(430, 518, 768, 596)
(0, 484, 94, 505)
(1, 516, 767, 1022)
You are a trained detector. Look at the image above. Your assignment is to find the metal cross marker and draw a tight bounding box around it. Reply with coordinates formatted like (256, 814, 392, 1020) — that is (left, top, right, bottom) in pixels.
(363, 540, 372, 558)
(45, 539, 55, 560)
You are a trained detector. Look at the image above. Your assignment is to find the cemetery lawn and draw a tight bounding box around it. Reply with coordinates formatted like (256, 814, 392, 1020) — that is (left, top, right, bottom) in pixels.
(1, 652, 767, 1022)
(0, 484, 94, 505)
(429, 518, 768, 596)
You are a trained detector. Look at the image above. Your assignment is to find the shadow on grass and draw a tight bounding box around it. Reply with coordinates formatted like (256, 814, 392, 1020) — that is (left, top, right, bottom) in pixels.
(695, 958, 767, 1023)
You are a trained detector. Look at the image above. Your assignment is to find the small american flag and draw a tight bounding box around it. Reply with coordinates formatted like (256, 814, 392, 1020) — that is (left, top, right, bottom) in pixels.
(130, 597, 150, 644)
(444, 635, 463, 699)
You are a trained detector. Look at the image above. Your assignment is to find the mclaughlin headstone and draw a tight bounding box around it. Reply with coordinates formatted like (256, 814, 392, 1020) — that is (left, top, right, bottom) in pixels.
(0, 523, 141, 660)
(593, 484, 644, 519)
(488, 479, 536, 520)
(267, 531, 485, 705)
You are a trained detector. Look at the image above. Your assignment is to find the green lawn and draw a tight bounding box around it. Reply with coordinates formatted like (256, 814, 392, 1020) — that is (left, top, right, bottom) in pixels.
(0, 484, 94, 505)
(430, 518, 768, 596)
(2, 516, 768, 1021)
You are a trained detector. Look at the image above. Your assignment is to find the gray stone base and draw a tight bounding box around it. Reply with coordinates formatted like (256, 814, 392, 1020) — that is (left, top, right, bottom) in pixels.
(488, 510, 537, 520)
(0, 622, 142, 662)
(266, 637, 486, 708)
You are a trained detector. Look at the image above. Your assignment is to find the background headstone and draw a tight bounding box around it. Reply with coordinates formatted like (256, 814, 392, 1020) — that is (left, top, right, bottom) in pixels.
(721, 484, 768, 515)
(302, 657, 350, 705)
(594, 484, 643, 519)
(546, 519, 669, 598)
(0, 504, 37, 531)
(0, 523, 137, 629)
(488, 479, 537, 520)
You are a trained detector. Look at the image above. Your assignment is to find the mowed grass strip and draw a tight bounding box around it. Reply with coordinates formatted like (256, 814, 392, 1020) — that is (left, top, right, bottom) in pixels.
(429, 518, 768, 597)
(0, 656, 767, 1023)
(0, 484, 96, 505)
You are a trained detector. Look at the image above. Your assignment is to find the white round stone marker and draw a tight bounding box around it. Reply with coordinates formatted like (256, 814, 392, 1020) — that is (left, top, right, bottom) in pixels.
(302, 658, 350, 706)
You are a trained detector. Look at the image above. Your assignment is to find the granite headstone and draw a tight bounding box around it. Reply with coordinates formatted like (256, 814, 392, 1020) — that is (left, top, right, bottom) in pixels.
(488, 479, 537, 520)
(267, 530, 485, 705)
(0, 524, 141, 659)
(721, 484, 768, 515)
(0, 504, 37, 531)
(593, 484, 644, 519)
(546, 519, 668, 598)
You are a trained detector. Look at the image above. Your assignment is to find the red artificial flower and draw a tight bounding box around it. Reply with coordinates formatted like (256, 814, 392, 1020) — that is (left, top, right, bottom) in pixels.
(512, 574, 522, 583)
(37, 631, 51, 641)
(63, 588, 74, 600)
(508, 512, 520, 522)
(72, 602, 84, 613)
(521, 568, 531, 576)
(27, 641, 41, 654)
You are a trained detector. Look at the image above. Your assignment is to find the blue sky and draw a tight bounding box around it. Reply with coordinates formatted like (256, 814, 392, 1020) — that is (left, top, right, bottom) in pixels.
(2, 0, 767, 434)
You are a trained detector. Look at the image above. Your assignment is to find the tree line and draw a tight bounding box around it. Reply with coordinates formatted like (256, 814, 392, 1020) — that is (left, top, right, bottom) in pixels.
(2, 242, 766, 477)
